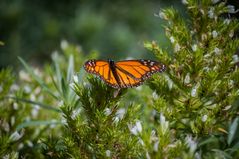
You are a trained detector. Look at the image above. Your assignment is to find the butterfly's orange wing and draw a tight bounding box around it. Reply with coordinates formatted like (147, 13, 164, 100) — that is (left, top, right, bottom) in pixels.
(114, 60, 166, 88)
(84, 59, 166, 89)
(84, 60, 119, 88)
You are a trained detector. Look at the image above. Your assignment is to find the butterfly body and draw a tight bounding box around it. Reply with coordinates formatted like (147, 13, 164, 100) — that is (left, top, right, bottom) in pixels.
(108, 59, 122, 86)
(84, 59, 166, 88)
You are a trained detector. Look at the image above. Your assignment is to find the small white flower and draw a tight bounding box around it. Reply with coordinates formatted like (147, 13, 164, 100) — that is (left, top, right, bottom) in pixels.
(24, 85, 31, 93)
(200, 9, 205, 15)
(51, 51, 59, 60)
(201, 33, 207, 41)
(34, 87, 41, 95)
(50, 119, 58, 128)
(10, 84, 19, 92)
(190, 30, 195, 35)
(212, 0, 220, 4)
(128, 120, 142, 135)
(191, 83, 200, 97)
(204, 53, 211, 59)
(58, 100, 64, 107)
(191, 88, 197, 97)
(136, 85, 142, 91)
(150, 130, 158, 142)
(158, 11, 167, 19)
(146, 152, 151, 159)
(13, 103, 18, 110)
(160, 113, 166, 123)
(195, 152, 201, 159)
(11, 117, 15, 126)
(223, 19, 231, 25)
(113, 117, 120, 123)
(61, 40, 68, 50)
(104, 108, 112, 116)
(3, 154, 10, 159)
(136, 121, 142, 133)
(210, 103, 217, 109)
(184, 73, 190, 84)
(69, 83, 75, 89)
(201, 115, 208, 122)
(71, 108, 81, 119)
(151, 109, 157, 117)
(10, 131, 23, 141)
(164, 75, 173, 90)
(2, 121, 10, 132)
(227, 5, 239, 14)
(160, 113, 169, 134)
(154, 141, 159, 152)
(27, 140, 33, 147)
(33, 68, 42, 77)
(105, 150, 111, 157)
(174, 43, 181, 52)
(30, 94, 36, 101)
(18, 143, 24, 149)
(61, 117, 67, 125)
(229, 31, 234, 38)
(182, 0, 188, 4)
(138, 137, 145, 146)
(152, 92, 158, 99)
(185, 135, 197, 153)
(212, 30, 218, 38)
(203, 67, 210, 72)
(19, 70, 31, 81)
(31, 106, 40, 118)
(214, 47, 222, 55)
(115, 108, 125, 120)
(167, 144, 176, 148)
(113, 108, 126, 123)
(73, 75, 79, 83)
(232, 54, 239, 63)
(170, 36, 175, 43)
(208, 7, 215, 19)
(223, 105, 232, 110)
(128, 124, 138, 135)
(229, 80, 234, 88)
(204, 100, 213, 106)
(192, 44, 197, 52)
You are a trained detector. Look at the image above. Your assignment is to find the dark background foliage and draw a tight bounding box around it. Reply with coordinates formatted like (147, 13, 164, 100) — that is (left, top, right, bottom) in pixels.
(0, 0, 186, 68)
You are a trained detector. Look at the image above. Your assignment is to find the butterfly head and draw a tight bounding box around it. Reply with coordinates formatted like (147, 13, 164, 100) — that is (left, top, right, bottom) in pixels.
(108, 59, 115, 65)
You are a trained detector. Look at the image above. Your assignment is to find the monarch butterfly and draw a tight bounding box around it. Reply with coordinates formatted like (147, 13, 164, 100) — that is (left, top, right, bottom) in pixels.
(84, 59, 166, 89)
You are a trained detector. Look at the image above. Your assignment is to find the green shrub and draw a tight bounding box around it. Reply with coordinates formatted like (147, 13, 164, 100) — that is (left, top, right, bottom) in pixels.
(0, 0, 239, 158)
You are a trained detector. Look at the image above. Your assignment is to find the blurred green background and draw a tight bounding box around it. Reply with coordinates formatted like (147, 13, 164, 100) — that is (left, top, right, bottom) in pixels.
(1, 0, 238, 69)
(0, 0, 185, 69)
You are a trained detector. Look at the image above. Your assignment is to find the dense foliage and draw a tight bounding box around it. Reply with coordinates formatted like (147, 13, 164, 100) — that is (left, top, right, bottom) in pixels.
(1, 0, 239, 158)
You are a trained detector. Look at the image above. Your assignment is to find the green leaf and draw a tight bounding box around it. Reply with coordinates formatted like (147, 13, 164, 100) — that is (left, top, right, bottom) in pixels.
(231, 141, 239, 151)
(61, 77, 68, 100)
(18, 57, 58, 99)
(228, 117, 239, 146)
(198, 136, 218, 147)
(16, 120, 62, 131)
(3, 96, 61, 112)
(211, 149, 232, 159)
(52, 53, 62, 91)
(67, 55, 74, 82)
